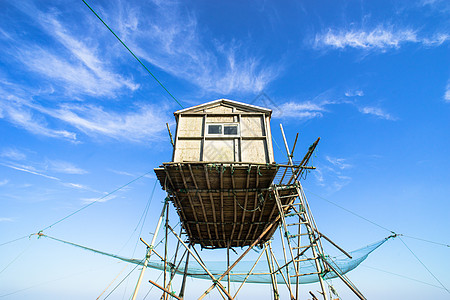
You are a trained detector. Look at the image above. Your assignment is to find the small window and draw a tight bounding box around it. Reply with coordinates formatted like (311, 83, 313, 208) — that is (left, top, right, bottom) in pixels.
(224, 125, 238, 135)
(208, 125, 222, 134)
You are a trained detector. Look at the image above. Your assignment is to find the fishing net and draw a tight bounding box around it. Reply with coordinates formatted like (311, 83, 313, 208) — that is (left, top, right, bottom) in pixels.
(43, 234, 392, 284)
(144, 236, 391, 284)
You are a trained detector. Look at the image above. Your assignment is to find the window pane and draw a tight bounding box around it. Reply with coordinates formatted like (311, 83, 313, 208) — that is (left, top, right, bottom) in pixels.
(208, 125, 222, 134)
(224, 125, 238, 135)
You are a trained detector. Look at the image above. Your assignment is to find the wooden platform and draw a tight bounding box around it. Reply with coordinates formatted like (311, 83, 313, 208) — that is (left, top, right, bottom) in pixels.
(154, 162, 299, 249)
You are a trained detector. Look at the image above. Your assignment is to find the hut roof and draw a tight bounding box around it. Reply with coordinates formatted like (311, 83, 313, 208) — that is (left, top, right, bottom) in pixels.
(174, 99, 272, 116)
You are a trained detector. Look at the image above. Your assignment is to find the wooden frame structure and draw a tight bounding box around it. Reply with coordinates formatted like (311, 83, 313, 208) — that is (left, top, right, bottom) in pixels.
(132, 100, 367, 299)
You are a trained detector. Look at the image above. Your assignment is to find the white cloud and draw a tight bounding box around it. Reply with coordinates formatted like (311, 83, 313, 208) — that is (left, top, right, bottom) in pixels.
(0, 163, 61, 181)
(82, 194, 117, 204)
(8, 7, 139, 98)
(325, 156, 352, 170)
(0, 87, 169, 143)
(108, 169, 135, 177)
(1, 148, 26, 161)
(47, 160, 87, 175)
(358, 106, 397, 120)
(39, 103, 170, 142)
(422, 33, 450, 46)
(0, 217, 13, 222)
(273, 101, 327, 119)
(0, 179, 9, 186)
(0, 98, 77, 141)
(314, 156, 353, 193)
(445, 81, 450, 102)
(345, 90, 364, 97)
(315, 26, 418, 50)
(113, 1, 280, 94)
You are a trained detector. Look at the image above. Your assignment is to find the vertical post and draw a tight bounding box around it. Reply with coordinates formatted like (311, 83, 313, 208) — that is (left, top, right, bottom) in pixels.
(163, 203, 169, 300)
(279, 124, 293, 165)
(179, 249, 190, 298)
(265, 243, 279, 300)
(227, 244, 231, 293)
(131, 198, 168, 300)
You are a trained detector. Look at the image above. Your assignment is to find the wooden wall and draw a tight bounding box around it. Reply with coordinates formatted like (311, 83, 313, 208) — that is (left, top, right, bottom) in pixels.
(173, 102, 274, 164)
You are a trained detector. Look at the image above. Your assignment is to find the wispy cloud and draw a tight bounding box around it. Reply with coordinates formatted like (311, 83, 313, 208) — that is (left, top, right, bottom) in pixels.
(315, 26, 418, 50)
(0, 86, 169, 143)
(0, 148, 26, 161)
(358, 106, 397, 120)
(6, 5, 139, 98)
(0, 163, 61, 181)
(445, 81, 450, 102)
(37, 102, 170, 142)
(0, 217, 13, 222)
(47, 160, 87, 175)
(81, 194, 117, 204)
(108, 169, 135, 177)
(314, 26, 448, 51)
(345, 90, 364, 97)
(273, 101, 327, 119)
(0, 94, 77, 141)
(112, 1, 280, 94)
(325, 156, 352, 170)
(314, 156, 353, 193)
(0, 179, 9, 186)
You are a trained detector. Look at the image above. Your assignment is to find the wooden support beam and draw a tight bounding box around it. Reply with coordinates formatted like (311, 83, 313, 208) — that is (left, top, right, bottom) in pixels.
(244, 165, 260, 242)
(187, 164, 213, 243)
(148, 280, 183, 300)
(177, 164, 204, 244)
(204, 165, 220, 247)
(236, 165, 252, 246)
(167, 225, 233, 300)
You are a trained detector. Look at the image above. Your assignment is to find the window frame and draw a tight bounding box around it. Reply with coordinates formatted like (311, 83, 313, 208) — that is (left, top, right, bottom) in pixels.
(206, 123, 240, 137)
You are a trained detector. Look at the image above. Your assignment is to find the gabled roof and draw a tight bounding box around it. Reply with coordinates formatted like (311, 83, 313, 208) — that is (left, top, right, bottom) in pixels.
(174, 98, 272, 115)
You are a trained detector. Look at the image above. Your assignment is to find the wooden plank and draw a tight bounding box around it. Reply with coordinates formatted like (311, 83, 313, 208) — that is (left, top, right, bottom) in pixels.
(220, 165, 226, 244)
(163, 168, 194, 239)
(244, 166, 260, 242)
(236, 165, 251, 246)
(204, 165, 220, 247)
(187, 164, 213, 243)
(177, 164, 204, 245)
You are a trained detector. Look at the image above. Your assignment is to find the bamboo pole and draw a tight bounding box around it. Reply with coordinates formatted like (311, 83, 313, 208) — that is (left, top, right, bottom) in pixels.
(131, 199, 168, 300)
(322, 259, 367, 300)
(265, 243, 279, 300)
(167, 225, 233, 300)
(179, 250, 190, 298)
(149, 279, 183, 300)
(199, 213, 282, 299)
(232, 248, 265, 299)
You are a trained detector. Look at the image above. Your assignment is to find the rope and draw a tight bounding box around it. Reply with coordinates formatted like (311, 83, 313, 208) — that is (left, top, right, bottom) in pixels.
(305, 189, 450, 249)
(96, 264, 128, 299)
(305, 188, 393, 233)
(38, 170, 153, 233)
(102, 257, 146, 300)
(402, 234, 450, 248)
(80, 0, 184, 109)
(399, 237, 450, 294)
(0, 235, 28, 247)
(361, 264, 447, 290)
(0, 240, 33, 275)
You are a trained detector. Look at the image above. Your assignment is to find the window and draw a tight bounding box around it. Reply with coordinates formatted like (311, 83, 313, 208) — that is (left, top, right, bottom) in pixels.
(208, 124, 222, 134)
(224, 125, 238, 135)
(206, 124, 239, 136)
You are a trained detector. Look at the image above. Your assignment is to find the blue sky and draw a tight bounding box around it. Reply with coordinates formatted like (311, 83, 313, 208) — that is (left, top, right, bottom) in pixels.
(0, 0, 449, 299)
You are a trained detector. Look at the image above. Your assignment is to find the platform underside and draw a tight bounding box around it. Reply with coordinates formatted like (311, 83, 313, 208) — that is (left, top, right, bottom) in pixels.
(154, 162, 297, 249)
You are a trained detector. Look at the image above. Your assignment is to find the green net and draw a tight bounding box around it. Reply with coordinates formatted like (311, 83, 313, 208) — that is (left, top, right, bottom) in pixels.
(140, 236, 391, 284)
(43, 234, 392, 284)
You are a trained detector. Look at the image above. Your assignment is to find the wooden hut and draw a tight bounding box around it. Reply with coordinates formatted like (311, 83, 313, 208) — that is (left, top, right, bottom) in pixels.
(171, 99, 274, 164)
(154, 99, 297, 249)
